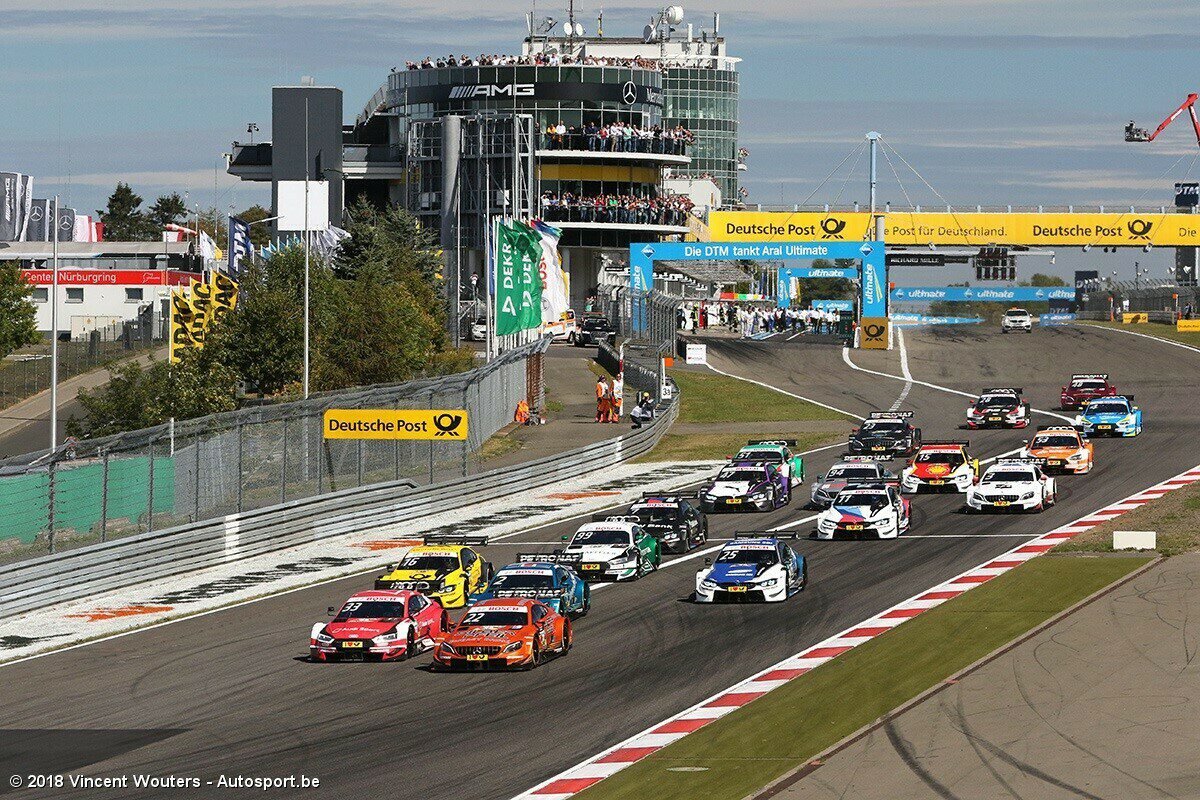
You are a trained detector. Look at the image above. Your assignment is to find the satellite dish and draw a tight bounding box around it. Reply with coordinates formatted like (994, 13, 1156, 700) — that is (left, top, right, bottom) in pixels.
(667, 5, 685, 24)
(562, 20, 573, 36)
(643, 24, 657, 42)
(575, 22, 585, 36)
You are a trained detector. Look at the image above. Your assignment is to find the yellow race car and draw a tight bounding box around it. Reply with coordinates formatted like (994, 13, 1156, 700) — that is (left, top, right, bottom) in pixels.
(374, 536, 492, 608)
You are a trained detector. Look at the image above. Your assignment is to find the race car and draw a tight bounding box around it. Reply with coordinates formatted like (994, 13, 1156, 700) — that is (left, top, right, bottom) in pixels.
(815, 483, 910, 539)
(966, 458, 1056, 513)
(470, 560, 590, 617)
(700, 462, 791, 512)
(965, 387, 1031, 429)
(694, 534, 807, 603)
(309, 590, 448, 662)
(901, 441, 979, 494)
(1001, 307, 1033, 333)
(432, 598, 571, 671)
(1075, 395, 1142, 437)
(622, 494, 708, 554)
(846, 412, 921, 459)
(810, 457, 898, 508)
(1022, 425, 1094, 474)
(555, 520, 661, 581)
(569, 313, 617, 347)
(373, 535, 492, 608)
(731, 440, 806, 486)
(1060, 373, 1117, 411)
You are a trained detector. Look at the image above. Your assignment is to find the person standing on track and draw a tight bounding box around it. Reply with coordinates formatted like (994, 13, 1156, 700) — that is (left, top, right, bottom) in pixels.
(611, 373, 624, 423)
(595, 376, 608, 422)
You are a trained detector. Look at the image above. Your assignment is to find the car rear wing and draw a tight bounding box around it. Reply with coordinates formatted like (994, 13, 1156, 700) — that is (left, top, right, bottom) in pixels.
(920, 440, 969, 447)
(995, 457, 1040, 465)
(515, 552, 583, 567)
(1035, 425, 1088, 435)
(492, 588, 563, 599)
(590, 514, 642, 523)
(747, 439, 798, 446)
(867, 411, 913, 419)
(640, 491, 698, 501)
(423, 533, 490, 546)
(733, 530, 800, 540)
(1071, 373, 1108, 380)
(982, 387, 1022, 395)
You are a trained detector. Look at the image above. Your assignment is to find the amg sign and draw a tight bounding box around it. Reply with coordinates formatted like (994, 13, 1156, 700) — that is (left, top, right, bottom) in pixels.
(447, 83, 535, 99)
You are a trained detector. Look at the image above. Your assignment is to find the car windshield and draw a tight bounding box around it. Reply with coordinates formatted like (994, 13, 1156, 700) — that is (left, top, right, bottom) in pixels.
(336, 600, 407, 620)
(979, 396, 1016, 408)
(861, 421, 905, 432)
(916, 451, 964, 465)
(835, 492, 888, 507)
(458, 610, 529, 627)
(718, 469, 764, 483)
(985, 470, 1035, 483)
(571, 529, 631, 546)
(739, 450, 783, 463)
(631, 506, 679, 524)
(717, 548, 778, 567)
(1071, 380, 1107, 391)
(826, 466, 880, 480)
(490, 572, 555, 589)
(1032, 434, 1078, 448)
(582, 318, 609, 330)
(396, 555, 459, 572)
(1087, 402, 1127, 414)
(1005, 310, 1027, 317)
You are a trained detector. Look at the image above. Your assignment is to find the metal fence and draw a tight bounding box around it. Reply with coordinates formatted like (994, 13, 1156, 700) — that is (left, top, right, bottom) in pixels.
(605, 287, 681, 354)
(1078, 283, 1200, 317)
(0, 338, 548, 562)
(0, 310, 167, 410)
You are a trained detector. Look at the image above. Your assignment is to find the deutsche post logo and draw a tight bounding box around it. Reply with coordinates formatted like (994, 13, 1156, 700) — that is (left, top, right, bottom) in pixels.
(1127, 219, 1153, 240)
(433, 413, 465, 437)
(863, 323, 886, 340)
(820, 218, 847, 239)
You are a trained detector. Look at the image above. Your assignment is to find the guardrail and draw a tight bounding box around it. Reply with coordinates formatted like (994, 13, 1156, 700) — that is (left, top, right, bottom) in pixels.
(0, 396, 678, 620)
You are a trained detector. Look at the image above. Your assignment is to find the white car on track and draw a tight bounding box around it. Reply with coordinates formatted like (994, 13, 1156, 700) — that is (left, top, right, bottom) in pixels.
(815, 484, 911, 540)
(1001, 307, 1033, 333)
(694, 535, 807, 603)
(966, 459, 1057, 513)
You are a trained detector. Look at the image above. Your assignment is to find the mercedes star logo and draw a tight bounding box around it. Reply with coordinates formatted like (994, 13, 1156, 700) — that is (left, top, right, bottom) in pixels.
(622, 82, 638, 104)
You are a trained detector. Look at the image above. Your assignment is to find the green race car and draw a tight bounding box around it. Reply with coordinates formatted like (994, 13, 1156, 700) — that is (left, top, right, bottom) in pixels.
(557, 520, 661, 581)
(732, 440, 806, 487)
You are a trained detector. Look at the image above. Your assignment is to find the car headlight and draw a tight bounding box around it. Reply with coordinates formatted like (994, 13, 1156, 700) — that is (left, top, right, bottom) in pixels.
(757, 577, 778, 588)
(1021, 491, 1035, 500)
(700, 579, 718, 590)
(502, 641, 524, 654)
(440, 642, 458, 655)
(438, 581, 459, 593)
(373, 631, 400, 645)
(315, 632, 333, 645)
(1068, 453, 1083, 462)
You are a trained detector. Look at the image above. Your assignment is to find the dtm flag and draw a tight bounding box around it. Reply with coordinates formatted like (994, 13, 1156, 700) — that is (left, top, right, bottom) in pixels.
(227, 216, 252, 277)
(533, 219, 569, 323)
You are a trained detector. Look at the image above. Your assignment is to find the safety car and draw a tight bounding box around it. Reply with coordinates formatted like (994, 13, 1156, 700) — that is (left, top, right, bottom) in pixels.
(1060, 373, 1117, 411)
(1022, 426, 1094, 474)
(373, 535, 492, 608)
(810, 457, 898, 508)
(846, 412, 921, 459)
(432, 598, 571, 671)
(966, 387, 1031, 429)
(731, 440, 806, 485)
(966, 459, 1056, 513)
(1075, 395, 1142, 437)
(552, 520, 661, 581)
(309, 590, 448, 662)
(694, 534, 807, 603)
(1001, 307, 1033, 333)
(470, 560, 590, 617)
(622, 494, 708, 554)
(901, 441, 979, 494)
(815, 483, 911, 539)
(700, 462, 790, 512)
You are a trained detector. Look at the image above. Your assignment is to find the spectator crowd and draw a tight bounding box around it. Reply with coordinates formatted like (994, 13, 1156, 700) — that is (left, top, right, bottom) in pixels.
(542, 121, 694, 155)
(406, 53, 662, 70)
(540, 191, 695, 226)
(677, 302, 846, 338)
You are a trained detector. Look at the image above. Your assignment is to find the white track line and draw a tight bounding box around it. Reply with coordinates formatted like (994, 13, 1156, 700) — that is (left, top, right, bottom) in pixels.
(889, 325, 913, 412)
(1075, 322, 1200, 355)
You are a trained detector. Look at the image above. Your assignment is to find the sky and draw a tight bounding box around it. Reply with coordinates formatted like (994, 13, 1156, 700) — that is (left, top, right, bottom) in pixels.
(2, 0, 1197, 282)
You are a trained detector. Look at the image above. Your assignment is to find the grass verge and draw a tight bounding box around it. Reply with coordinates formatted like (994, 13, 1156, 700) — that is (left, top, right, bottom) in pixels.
(576, 553, 1150, 800)
(1078, 320, 1200, 348)
(634, 431, 840, 464)
(1054, 476, 1200, 556)
(669, 370, 852, 424)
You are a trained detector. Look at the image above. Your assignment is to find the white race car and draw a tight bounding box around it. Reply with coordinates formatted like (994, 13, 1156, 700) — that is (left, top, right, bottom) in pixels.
(1001, 307, 1032, 333)
(694, 535, 807, 603)
(558, 520, 660, 581)
(815, 484, 911, 540)
(966, 459, 1057, 513)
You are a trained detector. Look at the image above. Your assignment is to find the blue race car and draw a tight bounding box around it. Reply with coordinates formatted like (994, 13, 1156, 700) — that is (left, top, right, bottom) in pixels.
(694, 534, 807, 603)
(1075, 395, 1142, 437)
(700, 462, 791, 512)
(471, 560, 591, 618)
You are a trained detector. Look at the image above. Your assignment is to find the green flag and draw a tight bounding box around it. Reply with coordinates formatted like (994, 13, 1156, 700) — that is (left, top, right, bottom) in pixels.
(495, 220, 543, 335)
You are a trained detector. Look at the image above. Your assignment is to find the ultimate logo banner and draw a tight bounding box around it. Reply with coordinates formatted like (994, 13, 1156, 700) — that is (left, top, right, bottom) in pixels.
(709, 211, 1200, 247)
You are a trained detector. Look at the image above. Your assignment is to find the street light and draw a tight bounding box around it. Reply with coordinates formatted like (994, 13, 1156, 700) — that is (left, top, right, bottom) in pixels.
(246, 123, 260, 144)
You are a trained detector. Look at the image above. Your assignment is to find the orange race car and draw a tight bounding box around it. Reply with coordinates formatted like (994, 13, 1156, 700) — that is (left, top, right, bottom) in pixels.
(1022, 425, 1094, 474)
(432, 598, 571, 671)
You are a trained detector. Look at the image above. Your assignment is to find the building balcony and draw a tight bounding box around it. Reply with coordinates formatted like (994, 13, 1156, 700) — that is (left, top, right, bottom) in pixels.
(537, 133, 691, 166)
(555, 220, 689, 234)
(226, 142, 405, 181)
(227, 142, 273, 181)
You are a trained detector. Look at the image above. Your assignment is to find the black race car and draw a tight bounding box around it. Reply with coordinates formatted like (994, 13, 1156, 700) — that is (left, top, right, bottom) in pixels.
(570, 315, 617, 347)
(603, 494, 708, 554)
(846, 411, 921, 458)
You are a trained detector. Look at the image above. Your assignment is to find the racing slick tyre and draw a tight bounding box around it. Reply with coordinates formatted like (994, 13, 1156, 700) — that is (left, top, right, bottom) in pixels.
(403, 628, 416, 661)
(527, 639, 542, 670)
(799, 561, 808, 590)
(440, 610, 450, 636)
(559, 622, 572, 655)
(579, 588, 590, 617)
(653, 549, 662, 571)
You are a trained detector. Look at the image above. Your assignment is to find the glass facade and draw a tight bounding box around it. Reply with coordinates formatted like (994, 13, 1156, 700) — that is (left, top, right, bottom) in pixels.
(663, 67, 739, 202)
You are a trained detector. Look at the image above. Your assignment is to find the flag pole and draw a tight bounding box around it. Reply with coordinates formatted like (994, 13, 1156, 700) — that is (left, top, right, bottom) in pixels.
(50, 195, 59, 452)
(303, 97, 311, 399)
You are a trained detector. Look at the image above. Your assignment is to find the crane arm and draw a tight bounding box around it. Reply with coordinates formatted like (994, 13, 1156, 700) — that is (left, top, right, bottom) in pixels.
(1144, 93, 1199, 142)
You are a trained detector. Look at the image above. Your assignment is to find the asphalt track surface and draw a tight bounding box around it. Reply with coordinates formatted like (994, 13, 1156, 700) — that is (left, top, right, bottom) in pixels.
(2, 324, 1198, 799)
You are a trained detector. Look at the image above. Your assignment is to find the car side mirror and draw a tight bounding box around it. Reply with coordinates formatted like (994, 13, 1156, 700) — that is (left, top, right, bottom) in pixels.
(815, 474, 824, 481)
(327, 606, 336, 616)
(561, 535, 569, 542)
(1133, 406, 1139, 410)
(704, 558, 712, 566)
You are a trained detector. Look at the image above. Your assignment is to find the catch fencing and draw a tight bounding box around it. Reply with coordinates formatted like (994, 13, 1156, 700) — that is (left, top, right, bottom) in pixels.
(1078, 283, 1200, 317)
(0, 339, 547, 561)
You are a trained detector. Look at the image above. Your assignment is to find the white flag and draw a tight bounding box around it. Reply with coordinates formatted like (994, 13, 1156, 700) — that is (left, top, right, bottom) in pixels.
(533, 220, 568, 323)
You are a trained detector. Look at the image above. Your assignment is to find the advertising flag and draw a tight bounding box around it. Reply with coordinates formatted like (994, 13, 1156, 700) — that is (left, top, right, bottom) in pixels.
(494, 220, 543, 335)
(26, 199, 49, 242)
(532, 219, 569, 323)
(190, 279, 215, 329)
(212, 272, 239, 324)
(0, 173, 21, 241)
(169, 290, 201, 363)
(55, 206, 76, 242)
(227, 216, 252, 277)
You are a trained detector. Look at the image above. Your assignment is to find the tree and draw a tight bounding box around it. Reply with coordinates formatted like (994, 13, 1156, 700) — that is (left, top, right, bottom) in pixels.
(98, 182, 152, 241)
(0, 265, 39, 358)
(1027, 273, 1067, 287)
(235, 204, 273, 248)
(147, 192, 188, 230)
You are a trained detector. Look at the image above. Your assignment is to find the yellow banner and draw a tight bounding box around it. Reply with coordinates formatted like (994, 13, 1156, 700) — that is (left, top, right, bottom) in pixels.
(323, 409, 469, 440)
(169, 290, 201, 363)
(709, 211, 1200, 247)
(1121, 312, 1149, 324)
(211, 272, 239, 324)
(859, 317, 889, 349)
(1178, 319, 1200, 331)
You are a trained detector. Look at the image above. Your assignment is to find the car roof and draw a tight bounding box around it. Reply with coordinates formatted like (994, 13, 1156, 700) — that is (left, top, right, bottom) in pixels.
(347, 590, 413, 601)
(723, 538, 779, 550)
(471, 598, 536, 610)
(498, 563, 557, 574)
(405, 545, 466, 556)
(576, 521, 636, 533)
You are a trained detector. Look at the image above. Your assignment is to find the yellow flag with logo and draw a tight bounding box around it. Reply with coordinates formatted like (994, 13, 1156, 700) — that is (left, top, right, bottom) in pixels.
(169, 290, 201, 363)
(211, 272, 239, 324)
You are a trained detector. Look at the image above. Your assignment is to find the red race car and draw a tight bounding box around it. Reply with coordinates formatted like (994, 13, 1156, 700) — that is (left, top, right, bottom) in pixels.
(1060, 373, 1116, 411)
(433, 598, 571, 671)
(309, 590, 448, 662)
